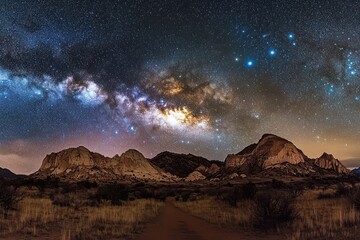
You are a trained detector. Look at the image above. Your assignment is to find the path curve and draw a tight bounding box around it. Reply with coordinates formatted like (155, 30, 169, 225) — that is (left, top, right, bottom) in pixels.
(135, 201, 284, 240)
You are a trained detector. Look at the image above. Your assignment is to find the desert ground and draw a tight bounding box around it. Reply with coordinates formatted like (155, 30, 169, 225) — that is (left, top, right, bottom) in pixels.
(0, 177, 360, 240)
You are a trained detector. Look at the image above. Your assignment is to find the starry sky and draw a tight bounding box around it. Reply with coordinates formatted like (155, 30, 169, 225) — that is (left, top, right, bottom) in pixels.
(1, 0, 360, 173)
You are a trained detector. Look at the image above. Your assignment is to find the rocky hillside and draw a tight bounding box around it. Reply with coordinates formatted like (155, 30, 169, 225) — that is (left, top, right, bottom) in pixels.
(314, 153, 350, 174)
(0, 167, 18, 179)
(225, 134, 350, 176)
(31, 134, 351, 182)
(150, 151, 222, 178)
(33, 146, 175, 182)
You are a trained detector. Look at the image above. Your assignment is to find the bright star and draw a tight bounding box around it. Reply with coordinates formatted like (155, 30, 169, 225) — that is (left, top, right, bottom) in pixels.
(269, 49, 276, 56)
(288, 33, 294, 39)
(246, 60, 254, 67)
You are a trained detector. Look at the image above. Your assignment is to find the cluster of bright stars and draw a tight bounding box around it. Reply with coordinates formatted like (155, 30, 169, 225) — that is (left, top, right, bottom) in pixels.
(234, 32, 296, 68)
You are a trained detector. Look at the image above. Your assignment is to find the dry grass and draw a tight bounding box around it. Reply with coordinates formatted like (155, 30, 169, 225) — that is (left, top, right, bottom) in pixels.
(289, 190, 360, 240)
(173, 198, 252, 228)
(0, 197, 163, 239)
(174, 189, 360, 240)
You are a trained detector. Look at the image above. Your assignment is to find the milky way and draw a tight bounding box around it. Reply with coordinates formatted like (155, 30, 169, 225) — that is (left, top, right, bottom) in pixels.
(1, 0, 360, 173)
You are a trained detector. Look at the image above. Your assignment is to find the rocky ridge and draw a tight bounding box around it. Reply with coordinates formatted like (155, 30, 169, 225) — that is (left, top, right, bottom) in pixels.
(225, 134, 350, 175)
(0, 167, 18, 179)
(150, 151, 222, 178)
(34, 146, 175, 182)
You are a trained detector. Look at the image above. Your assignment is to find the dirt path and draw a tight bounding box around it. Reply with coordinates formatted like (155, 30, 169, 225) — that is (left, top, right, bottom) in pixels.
(135, 201, 284, 240)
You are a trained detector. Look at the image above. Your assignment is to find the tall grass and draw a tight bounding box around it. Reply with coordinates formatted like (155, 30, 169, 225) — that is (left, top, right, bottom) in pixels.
(174, 189, 360, 239)
(0, 198, 163, 239)
(289, 191, 360, 240)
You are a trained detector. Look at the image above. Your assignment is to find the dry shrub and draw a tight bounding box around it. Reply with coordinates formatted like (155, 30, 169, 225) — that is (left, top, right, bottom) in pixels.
(0, 183, 21, 217)
(252, 191, 299, 230)
(96, 184, 129, 204)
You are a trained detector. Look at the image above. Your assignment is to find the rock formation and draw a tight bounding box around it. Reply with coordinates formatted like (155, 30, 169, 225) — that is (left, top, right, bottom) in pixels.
(225, 134, 306, 172)
(0, 167, 18, 179)
(34, 146, 175, 182)
(225, 134, 349, 175)
(31, 134, 351, 182)
(185, 171, 206, 182)
(150, 151, 221, 178)
(314, 153, 350, 174)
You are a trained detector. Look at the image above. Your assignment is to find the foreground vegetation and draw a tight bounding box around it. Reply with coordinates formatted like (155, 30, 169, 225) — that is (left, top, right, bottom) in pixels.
(1, 198, 162, 239)
(1, 177, 360, 239)
(174, 184, 360, 240)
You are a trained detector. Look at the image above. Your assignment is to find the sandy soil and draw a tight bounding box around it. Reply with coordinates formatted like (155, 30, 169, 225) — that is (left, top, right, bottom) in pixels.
(135, 201, 284, 240)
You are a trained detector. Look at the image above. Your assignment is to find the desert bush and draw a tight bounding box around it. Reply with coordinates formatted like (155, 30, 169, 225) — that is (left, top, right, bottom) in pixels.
(252, 191, 299, 230)
(317, 192, 336, 199)
(224, 182, 257, 207)
(0, 183, 20, 217)
(335, 184, 350, 197)
(289, 185, 304, 198)
(271, 179, 286, 189)
(153, 189, 167, 201)
(77, 181, 98, 189)
(51, 194, 85, 209)
(96, 184, 128, 204)
(242, 182, 257, 199)
(180, 192, 191, 202)
(134, 188, 153, 199)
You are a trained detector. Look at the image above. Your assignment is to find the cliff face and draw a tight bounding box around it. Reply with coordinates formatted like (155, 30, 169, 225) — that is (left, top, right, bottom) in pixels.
(35, 147, 175, 182)
(225, 134, 349, 175)
(39, 146, 108, 174)
(226, 134, 305, 170)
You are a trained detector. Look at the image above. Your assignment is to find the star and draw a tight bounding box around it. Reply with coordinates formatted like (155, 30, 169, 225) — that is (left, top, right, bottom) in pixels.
(246, 60, 254, 67)
(269, 49, 276, 56)
(288, 33, 295, 39)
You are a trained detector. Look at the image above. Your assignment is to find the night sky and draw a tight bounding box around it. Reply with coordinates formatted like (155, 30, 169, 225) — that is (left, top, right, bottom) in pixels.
(1, 0, 360, 173)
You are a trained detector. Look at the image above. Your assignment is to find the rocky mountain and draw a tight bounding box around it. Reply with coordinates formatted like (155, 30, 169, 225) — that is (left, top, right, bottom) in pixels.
(0, 167, 18, 180)
(225, 134, 350, 176)
(33, 146, 175, 182)
(32, 134, 351, 182)
(314, 153, 350, 174)
(150, 151, 222, 178)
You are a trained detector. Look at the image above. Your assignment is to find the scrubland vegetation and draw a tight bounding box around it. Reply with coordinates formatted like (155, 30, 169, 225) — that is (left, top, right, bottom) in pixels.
(174, 181, 360, 240)
(1, 177, 360, 239)
(0, 180, 164, 239)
